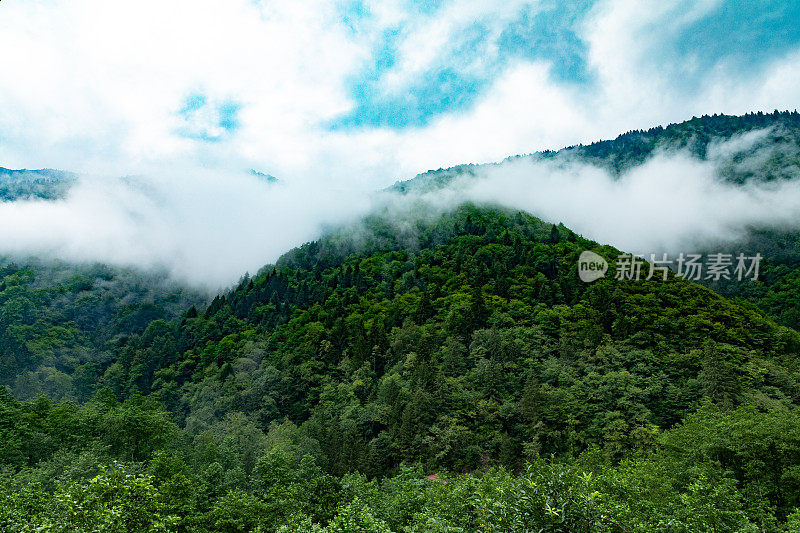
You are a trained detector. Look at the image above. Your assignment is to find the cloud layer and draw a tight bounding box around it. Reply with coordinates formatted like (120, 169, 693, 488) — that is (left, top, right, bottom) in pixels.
(460, 151, 800, 256)
(0, 132, 798, 289)
(0, 169, 374, 289)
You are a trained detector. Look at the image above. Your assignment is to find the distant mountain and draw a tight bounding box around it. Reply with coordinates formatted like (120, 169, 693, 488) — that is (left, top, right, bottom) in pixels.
(0, 167, 77, 201)
(390, 110, 800, 193)
(389, 111, 800, 332)
(250, 169, 279, 183)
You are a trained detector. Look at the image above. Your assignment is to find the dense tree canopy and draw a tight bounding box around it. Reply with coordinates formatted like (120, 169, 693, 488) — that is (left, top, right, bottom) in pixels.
(2, 200, 800, 530)
(4, 112, 800, 530)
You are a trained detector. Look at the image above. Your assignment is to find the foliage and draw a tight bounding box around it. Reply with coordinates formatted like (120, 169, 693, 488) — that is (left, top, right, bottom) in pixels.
(5, 111, 800, 530)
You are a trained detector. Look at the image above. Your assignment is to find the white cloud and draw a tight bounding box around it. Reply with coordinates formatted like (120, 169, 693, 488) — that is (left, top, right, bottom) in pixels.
(374, 0, 532, 94)
(0, 0, 364, 174)
(2, 132, 797, 290)
(395, 61, 593, 168)
(1, 0, 798, 183)
(0, 168, 375, 290)
(455, 145, 800, 255)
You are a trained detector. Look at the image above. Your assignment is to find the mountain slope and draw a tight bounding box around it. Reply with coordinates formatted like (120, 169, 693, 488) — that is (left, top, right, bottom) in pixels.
(390, 110, 800, 194)
(390, 111, 800, 333)
(3, 111, 800, 530)
(90, 205, 800, 472)
(3, 204, 800, 531)
(0, 167, 76, 201)
(0, 258, 205, 401)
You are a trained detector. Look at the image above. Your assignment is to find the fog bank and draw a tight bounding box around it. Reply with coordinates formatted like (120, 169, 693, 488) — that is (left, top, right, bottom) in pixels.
(1, 131, 799, 288)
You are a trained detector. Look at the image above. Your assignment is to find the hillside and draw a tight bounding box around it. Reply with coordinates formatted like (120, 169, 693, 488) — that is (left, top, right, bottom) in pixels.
(3, 203, 800, 530)
(391, 111, 800, 334)
(0, 258, 205, 401)
(0, 167, 76, 201)
(390, 110, 800, 194)
(4, 0, 799, 528)
(2, 112, 800, 530)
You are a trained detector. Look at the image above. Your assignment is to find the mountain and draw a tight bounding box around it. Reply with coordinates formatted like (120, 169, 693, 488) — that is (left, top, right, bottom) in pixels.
(120, 204, 800, 462)
(390, 110, 800, 194)
(3, 204, 800, 530)
(3, 113, 800, 530)
(0, 167, 77, 201)
(0, 257, 205, 401)
(388, 110, 800, 333)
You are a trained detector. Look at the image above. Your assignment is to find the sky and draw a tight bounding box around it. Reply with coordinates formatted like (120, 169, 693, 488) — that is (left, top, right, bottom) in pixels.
(1, 0, 799, 186)
(0, 0, 799, 288)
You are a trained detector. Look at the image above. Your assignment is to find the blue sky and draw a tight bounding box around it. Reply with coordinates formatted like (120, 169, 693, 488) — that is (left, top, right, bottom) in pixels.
(331, 1, 595, 129)
(0, 0, 798, 185)
(178, 93, 241, 141)
(328, 0, 800, 130)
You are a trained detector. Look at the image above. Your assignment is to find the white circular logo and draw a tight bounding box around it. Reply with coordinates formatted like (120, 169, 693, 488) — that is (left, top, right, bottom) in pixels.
(577, 251, 608, 282)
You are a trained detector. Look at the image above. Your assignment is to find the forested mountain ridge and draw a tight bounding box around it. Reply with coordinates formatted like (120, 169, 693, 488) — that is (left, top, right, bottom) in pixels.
(389, 110, 800, 335)
(146, 204, 800, 456)
(0, 167, 76, 201)
(390, 110, 800, 194)
(0, 258, 205, 401)
(4, 203, 800, 530)
(3, 111, 800, 530)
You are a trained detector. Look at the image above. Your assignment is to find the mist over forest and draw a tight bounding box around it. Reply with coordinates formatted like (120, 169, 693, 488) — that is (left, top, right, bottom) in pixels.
(4, 113, 800, 291)
(4, 1, 800, 531)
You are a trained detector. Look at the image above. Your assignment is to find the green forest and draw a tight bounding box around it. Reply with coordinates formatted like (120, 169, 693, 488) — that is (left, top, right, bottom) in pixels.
(3, 113, 800, 531)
